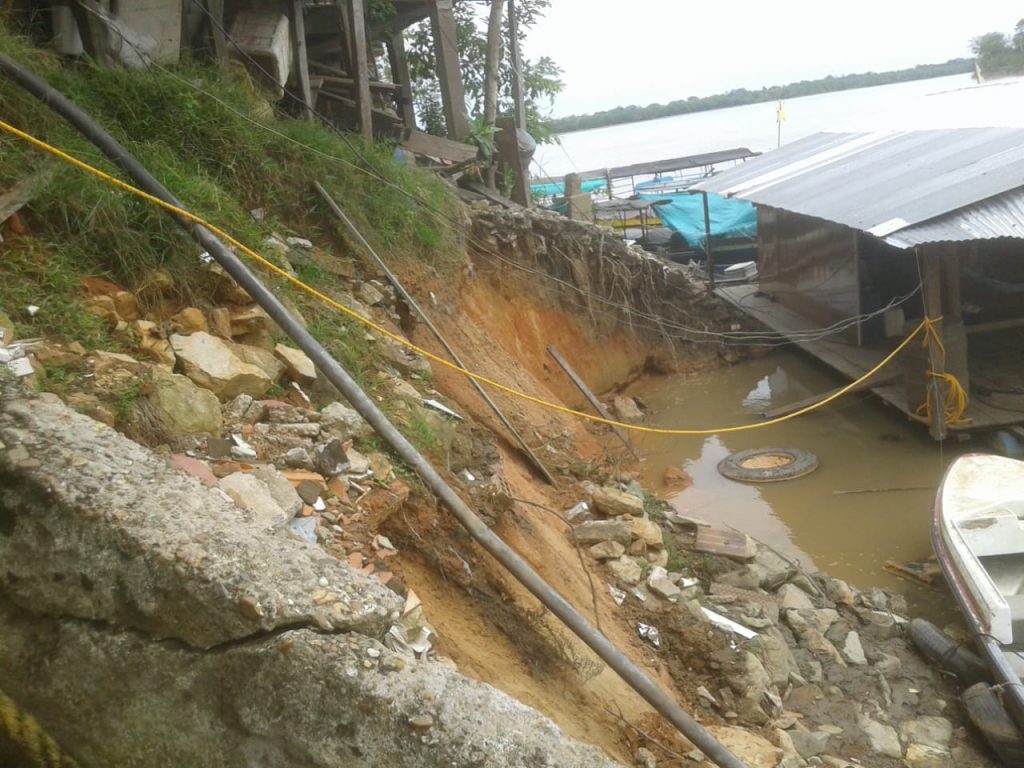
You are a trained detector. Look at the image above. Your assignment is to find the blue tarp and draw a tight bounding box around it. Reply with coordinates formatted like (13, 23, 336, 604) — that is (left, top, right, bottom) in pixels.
(641, 192, 756, 249)
(530, 178, 608, 197)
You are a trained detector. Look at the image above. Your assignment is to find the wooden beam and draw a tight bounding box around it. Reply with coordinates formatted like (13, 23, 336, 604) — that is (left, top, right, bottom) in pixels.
(428, 0, 470, 140)
(334, 0, 354, 78)
(318, 75, 401, 92)
(71, 0, 113, 65)
(387, 31, 417, 127)
(289, 0, 314, 118)
(401, 128, 477, 163)
(348, 0, 374, 140)
(206, 0, 227, 63)
(547, 345, 641, 461)
(506, 0, 526, 131)
(921, 251, 946, 440)
(760, 373, 899, 420)
(494, 115, 530, 207)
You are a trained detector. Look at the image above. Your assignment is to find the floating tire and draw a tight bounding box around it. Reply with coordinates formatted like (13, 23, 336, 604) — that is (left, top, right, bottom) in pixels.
(963, 682, 1024, 766)
(908, 618, 989, 685)
(717, 447, 818, 483)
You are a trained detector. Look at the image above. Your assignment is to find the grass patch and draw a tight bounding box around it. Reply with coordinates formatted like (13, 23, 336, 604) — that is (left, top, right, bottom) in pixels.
(0, 25, 461, 344)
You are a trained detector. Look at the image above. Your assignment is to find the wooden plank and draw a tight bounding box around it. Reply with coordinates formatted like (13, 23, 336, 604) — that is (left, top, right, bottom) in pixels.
(428, 0, 470, 140)
(318, 75, 400, 92)
(922, 251, 946, 440)
(400, 128, 477, 163)
(494, 115, 530, 207)
(206, 0, 227, 63)
(546, 345, 641, 461)
(760, 373, 899, 420)
(288, 0, 314, 118)
(387, 31, 417, 127)
(462, 181, 519, 209)
(695, 527, 757, 561)
(348, 0, 374, 140)
(0, 169, 54, 225)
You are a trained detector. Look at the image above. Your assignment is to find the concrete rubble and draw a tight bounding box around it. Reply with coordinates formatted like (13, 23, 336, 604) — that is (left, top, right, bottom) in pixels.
(0, 387, 621, 767)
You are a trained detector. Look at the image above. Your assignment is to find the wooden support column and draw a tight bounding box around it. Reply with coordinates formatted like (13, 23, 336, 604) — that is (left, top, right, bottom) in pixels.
(71, 0, 113, 65)
(507, 0, 526, 131)
(495, 115, 530, 207)
(387, 31, 417, 128)
(289, 0, 314, 119)
(921, 250, 947, 440)
(941, 243, 970, 398)
(348, 0, 373, 140)
(429, 0, 470, 140)
(206, 0, 227, 64)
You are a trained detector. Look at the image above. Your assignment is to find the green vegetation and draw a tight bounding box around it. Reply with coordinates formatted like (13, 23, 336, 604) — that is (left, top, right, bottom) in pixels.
(973, 20, 1024, 78)
(403, 0, 563, 143)
(0, 26, 459, 349)
(550, 58, 975, 134)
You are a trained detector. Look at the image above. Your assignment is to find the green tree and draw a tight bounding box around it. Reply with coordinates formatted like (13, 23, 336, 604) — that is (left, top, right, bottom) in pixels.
(972, 31, 1009, 58)
(1014, 19, 1024, 52)
(402, 0, 563, 142)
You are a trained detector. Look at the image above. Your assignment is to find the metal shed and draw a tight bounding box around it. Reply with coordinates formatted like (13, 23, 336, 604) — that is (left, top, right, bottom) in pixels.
(695, 129, 1024, 439)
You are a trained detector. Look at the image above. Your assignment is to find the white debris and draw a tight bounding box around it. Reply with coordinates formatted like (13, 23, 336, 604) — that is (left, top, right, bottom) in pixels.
(26, 305, 40, 317)
(608, 584, 627, 606)
(229, 433, 258, 460)
(700, 607, 758, 640)
(637, 623, 661, 649)
(422, 398, 462, 420)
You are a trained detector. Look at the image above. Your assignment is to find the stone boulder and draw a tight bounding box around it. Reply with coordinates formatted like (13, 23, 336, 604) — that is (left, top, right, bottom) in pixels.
(148, 372, 223, 437)
(170, 332, 272, 400)
(321, 401, 374, 440)
(275, 343, 317, 386)
(591, 486, 644, 517)
(574, 519, 632, 546)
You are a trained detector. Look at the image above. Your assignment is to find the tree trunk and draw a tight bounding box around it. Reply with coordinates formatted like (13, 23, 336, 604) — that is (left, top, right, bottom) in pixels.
(483, 0, 505, 188)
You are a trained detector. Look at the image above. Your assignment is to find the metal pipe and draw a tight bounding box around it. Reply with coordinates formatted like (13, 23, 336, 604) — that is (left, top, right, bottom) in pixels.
(313, 181, 558, 487)
(0, 52, 746, 768)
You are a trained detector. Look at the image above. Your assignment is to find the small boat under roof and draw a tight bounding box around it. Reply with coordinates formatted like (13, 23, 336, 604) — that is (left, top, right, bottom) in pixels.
(933, 454, 1024, 761)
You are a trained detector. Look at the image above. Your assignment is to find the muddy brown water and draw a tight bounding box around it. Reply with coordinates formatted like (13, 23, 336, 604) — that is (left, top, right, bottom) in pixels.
(630, 349, 976, 626)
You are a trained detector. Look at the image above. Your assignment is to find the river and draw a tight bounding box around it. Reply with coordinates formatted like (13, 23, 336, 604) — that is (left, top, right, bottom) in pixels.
(549, 72, 1024, 621)
(534, 73, 1024, 178)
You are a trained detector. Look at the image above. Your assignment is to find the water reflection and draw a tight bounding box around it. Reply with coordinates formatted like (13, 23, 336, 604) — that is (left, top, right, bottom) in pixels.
(633, 350, 964, 622)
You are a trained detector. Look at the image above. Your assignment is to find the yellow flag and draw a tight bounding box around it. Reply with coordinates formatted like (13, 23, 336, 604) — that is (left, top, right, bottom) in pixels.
(776, 99, 786, 123)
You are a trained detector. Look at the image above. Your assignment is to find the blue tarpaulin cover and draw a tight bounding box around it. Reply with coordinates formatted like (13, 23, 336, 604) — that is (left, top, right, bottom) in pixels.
(530, 178, 608, 197)
(641, 192, 756, 249)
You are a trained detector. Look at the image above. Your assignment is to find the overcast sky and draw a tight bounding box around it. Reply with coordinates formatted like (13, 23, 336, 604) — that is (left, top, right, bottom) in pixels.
(524, 1, 1018, 117)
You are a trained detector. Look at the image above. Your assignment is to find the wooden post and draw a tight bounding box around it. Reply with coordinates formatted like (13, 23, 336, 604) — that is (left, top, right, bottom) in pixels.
(547, 345, 641, 461)
(495, 115, 530, 206)
(206, 0, 227, 64)
(507, 0, 526, 132)
(348, 0, 373, 140)
(429, 0, 470, 140)
(335, 0, 353, 82)
(289, 0, 314, 119)
(702, 191, 715, 290)
(564, 173, 581, 219)
(942, 243, 970, 398)
(70, 0, 113, 65)
(921, 250, 946, 440)
(387, 31, 417, 128)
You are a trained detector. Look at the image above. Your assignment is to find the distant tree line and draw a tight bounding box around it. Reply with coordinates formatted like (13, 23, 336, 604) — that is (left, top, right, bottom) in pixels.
(972, 19, 1024, 78)
(550, 59, 975, 134)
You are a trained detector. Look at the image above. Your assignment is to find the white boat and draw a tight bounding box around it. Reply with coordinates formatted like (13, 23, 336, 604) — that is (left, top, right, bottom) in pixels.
(933, 454, 1024, 762)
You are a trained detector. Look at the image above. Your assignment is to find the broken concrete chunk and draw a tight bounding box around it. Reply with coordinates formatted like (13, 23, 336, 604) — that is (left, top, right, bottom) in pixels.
(170, 332, 272, 400)
(274, 343, 317, 386)
(647, 567, 681, 601)
(252, 465, 303, 520)
(573, 520, 632, 546)
(231, 343, 286, 382)
(591, 486, 644, 517)
(218, 472, 290, 528)
(148, 372, 222, 437)
(695, 526, 758, 560)
(607, 556, 643, 585)
(320, 400, 373, 440)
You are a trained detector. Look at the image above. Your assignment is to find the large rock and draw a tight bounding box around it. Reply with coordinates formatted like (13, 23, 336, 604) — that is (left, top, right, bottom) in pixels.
(0, 391, 400, 648)
(231, 343, 286, 382)
(321, 401, 373, 440)
(858, 715, 902, 759)
(631, 517, 664, 548)
(171, 332, 272, 400)
(573, 519, 632, 546)
(274, 343, 317, 386)
(148, 372, 222, 437)
(219, 472, 292, 527)
(0, 604, 620, 768)
(606, 556, 643, 585)
(591, 486, 644, 517)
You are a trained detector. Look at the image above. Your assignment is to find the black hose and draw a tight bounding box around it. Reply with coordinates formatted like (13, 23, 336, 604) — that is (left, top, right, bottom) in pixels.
(0, 51, 747, 768)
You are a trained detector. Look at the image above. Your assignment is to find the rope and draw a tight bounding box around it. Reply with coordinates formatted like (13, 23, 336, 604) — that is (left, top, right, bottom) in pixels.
(0, 117, 952, 436)
(0, 690, 80, 768)
(914, 320, 972, 427)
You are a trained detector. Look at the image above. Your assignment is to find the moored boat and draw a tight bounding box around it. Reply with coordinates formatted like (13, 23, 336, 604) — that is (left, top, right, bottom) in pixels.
(933, 453, 1024, 763)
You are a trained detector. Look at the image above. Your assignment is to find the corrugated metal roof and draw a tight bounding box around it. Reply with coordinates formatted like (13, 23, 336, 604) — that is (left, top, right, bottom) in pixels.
(696, 128, 1024, 248)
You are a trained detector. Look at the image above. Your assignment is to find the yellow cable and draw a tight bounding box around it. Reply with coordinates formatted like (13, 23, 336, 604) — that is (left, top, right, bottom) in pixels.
(0, 117, 942, 436)
(0, 689, 79, 768)
(913, 320, 972, 427)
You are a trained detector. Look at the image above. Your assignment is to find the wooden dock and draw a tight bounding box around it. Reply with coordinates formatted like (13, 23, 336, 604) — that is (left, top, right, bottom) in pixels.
(716, 284, 1024, 432)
